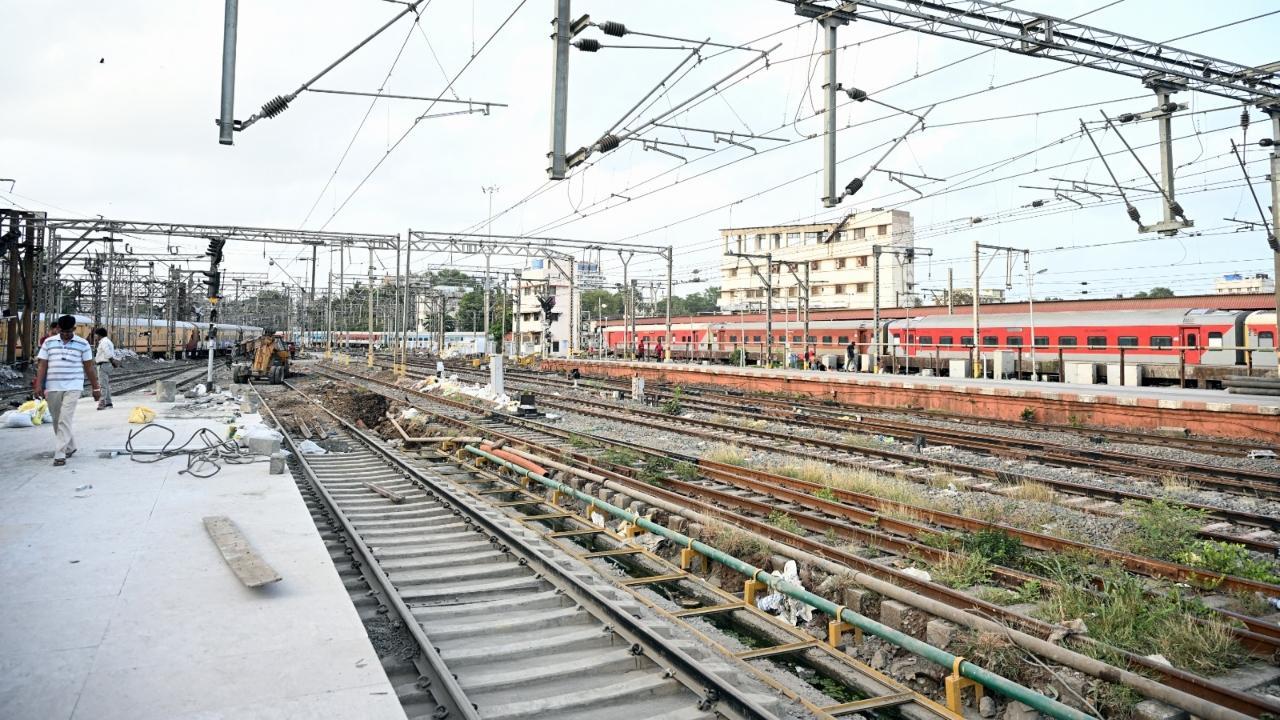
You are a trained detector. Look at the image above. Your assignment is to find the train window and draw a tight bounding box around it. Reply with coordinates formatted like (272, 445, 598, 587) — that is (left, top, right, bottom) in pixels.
(807, 335, 817, 343)
(791, 335, 801, 343)
(1117, 336, 1139, 347)
(753, 335, 761, 342)
(918, 336, 933, 346)
(1257, 331, 1276, 348)
(821, 336, 832, 343)
(837, 336, 849, 344)
(1034, 336, 1049, 346)
(1006, 337, 1023, 346)
(728, 335, 738, 342)
(1058, 336, 1078, 346)
(1150, 336, 1173, 348)
(939, 336, 954, 345)
(1186, 333, 1198, 348)
(981, 335, 998, 346)
(1086, 336, 1107, 348)
(1208, 331, 1223, 348)
(960, 336, 973, 346)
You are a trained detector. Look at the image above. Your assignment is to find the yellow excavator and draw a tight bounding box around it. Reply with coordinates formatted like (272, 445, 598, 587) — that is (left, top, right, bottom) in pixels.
(231, 331, 290, 384)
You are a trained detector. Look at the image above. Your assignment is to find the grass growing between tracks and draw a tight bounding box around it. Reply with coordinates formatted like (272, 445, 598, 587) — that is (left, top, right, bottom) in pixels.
(769, 460, 942, 510)
(1122, 500, 1280, 584)
(1035, 564, 1243, 677)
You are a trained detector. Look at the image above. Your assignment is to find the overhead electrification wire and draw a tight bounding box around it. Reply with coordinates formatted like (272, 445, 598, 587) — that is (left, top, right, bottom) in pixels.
(318, 0, 528, 231)
(299, 16, 422, 229)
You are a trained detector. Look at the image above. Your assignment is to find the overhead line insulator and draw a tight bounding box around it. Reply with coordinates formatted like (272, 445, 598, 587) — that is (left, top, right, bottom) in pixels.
(599, 21, 627, 37)
(259, 95, 292, 119)
(573, 38, 601, 52)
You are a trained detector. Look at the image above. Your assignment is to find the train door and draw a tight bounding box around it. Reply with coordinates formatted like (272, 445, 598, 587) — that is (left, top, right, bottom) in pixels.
(1179, 326, 1199, 364)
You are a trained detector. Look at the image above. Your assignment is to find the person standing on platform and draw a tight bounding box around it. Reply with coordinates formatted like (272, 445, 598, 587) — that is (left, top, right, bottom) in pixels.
(655, 338, 664, 362)
(33, 315, 101, 466)
(92, 327, 118, 409)
(845, 341, 857, 372)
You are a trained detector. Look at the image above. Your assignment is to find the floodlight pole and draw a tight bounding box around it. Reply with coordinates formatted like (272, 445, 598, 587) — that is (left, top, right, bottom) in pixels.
(366, 247, 374, 367)
(1269, 107, 1280, 363)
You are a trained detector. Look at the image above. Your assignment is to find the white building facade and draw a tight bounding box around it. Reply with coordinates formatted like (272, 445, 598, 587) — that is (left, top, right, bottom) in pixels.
(1215, 273, 1274, 295)
(718, 211, 915, 312)
(514, 259, 579, 356)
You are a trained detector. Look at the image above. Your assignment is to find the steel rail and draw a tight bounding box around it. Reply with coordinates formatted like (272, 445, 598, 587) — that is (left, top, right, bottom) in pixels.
(252, 382, 480, 720)
(308, 364, 1280, 719)
(457, 360, 1280, 495)
(434, 362, 1280, 547)
(274, 378, 783, 720)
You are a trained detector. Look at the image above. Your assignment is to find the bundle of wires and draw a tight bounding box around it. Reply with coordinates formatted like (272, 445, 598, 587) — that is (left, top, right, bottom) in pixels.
(125, 423, 268, 479)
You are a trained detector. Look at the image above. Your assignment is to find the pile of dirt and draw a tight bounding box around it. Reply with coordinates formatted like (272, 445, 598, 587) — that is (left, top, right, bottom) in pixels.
(320, 384, 389, 429)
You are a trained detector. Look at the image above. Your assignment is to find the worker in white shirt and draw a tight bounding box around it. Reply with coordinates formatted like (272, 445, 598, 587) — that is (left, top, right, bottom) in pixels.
(92, 327, 118, 409)
(34, 315, 101, 466)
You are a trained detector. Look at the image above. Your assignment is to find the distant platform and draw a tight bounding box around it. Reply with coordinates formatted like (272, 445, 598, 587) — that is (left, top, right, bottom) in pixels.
(543, 359, 1280, 443)
(0, 394, 404, 720)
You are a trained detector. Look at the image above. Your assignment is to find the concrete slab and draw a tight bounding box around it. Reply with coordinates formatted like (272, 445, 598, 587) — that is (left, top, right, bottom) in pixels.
(0, 394, 404, 720)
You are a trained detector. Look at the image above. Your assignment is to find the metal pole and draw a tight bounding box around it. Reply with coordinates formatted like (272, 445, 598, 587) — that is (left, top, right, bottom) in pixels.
(483, 251, 492, 354)
(972, 240, 981, 378)
(1154, 87, 1177, 228)
(947, 267, 954, 315)
(620, 253, 632, 358)
(326, 247, 334, 358)
(872, 246, 881, 373)
(665, 247, 673, 362)
(803, 260, 810, 364)
(402, 233, 411, 367)
(1269, 108, 1280, 370)
(514, 271, 523, 356)
(764, 253, 772, 366)
(218, 0, 239, 145)
(547, 0, 571, 180)
(366, 247, 374, 367)
(821, 17, 841, 207)
(1027, 254, 1037, 382)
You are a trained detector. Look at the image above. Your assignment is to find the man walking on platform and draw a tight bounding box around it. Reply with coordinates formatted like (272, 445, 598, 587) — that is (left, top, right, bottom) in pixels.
(92, 327, 117, 409)
(33, 315, 101, 466)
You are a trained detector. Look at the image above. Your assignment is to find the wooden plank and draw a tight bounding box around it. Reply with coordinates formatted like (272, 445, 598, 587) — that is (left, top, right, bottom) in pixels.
(203, 516, 282, 588)
(362, 481, 406, 504)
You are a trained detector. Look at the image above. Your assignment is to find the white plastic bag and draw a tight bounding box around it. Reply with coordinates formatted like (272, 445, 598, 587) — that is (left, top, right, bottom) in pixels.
(297, 439, 327, 455)
(3, 410, 34, 428)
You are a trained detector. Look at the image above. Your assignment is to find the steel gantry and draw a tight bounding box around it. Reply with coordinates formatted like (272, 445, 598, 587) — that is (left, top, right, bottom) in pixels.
(406, 231, 674, 360)
(785, 0, 1280, 214)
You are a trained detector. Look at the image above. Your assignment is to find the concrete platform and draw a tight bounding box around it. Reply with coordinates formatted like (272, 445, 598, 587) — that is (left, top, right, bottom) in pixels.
(544, 359, 1280, 444)
(0, 394, 405, 720)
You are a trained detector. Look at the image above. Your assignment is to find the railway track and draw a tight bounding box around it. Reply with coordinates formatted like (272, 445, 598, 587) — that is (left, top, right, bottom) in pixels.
(536, 357, 1279, 457)
(405, 360, 1280, 553)
(253, 380, 835, 720)
(307, 363, 1280, 720)
(448, 360, 1280, 498)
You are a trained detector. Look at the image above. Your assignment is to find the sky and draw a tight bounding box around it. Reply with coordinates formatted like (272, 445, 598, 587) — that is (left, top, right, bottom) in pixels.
(3, 0, 1278, 307)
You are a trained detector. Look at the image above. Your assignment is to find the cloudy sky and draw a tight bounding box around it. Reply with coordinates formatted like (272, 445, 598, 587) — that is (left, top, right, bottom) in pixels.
(4, 0, 1277, 304)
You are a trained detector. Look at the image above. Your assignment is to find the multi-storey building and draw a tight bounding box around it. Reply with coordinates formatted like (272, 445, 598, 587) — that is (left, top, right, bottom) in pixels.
(717, 210, 914, 312)
(1215, 272, 1274, 295)
(513, 259, 579, 356)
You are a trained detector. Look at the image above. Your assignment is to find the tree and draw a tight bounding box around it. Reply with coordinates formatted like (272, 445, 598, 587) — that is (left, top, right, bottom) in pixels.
(1132, 286, 1175, 299)
(580, 289, 623, 318)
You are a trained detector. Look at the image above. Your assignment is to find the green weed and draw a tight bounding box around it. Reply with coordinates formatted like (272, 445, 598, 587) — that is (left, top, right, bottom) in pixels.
(767, 510, 804, 535)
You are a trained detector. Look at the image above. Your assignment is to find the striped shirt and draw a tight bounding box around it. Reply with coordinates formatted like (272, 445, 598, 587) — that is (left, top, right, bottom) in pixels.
(37, 335, 93, 391)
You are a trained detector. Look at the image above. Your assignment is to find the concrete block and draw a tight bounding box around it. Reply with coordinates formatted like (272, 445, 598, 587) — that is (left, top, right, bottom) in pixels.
(948, 359, 972, 378)
(245, 434, 281, 457)
(155, 380, 177, 402)
(1133, 700, 1188, 720)
(879, 600, 927, 639)
(667, 516, 687, 534)
(842, 587, 881, 619)
(925, 619, 959, 650)
(1002, 700, 1041, 720)
(268, 452, 287, 475)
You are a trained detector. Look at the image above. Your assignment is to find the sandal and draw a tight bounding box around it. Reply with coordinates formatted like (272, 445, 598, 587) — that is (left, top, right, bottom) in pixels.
(53, 458, 66, 467)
